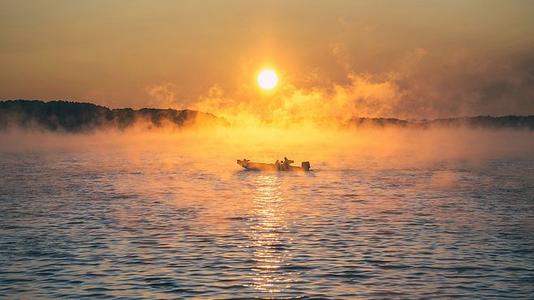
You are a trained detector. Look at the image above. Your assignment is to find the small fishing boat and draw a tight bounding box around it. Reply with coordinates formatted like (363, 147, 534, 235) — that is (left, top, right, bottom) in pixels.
(237, 159, 311, 171)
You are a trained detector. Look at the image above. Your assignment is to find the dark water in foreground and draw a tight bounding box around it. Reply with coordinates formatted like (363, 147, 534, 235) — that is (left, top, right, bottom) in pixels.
(0, 140, 533, 299)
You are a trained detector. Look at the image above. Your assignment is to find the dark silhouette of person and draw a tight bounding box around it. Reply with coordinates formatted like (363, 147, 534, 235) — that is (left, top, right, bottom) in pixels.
(283, 157, 293, 170)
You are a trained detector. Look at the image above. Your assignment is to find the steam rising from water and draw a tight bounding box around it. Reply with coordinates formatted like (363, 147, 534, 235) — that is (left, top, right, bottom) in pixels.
(190, 51, 534, 124)
(2, 125, 533, 170)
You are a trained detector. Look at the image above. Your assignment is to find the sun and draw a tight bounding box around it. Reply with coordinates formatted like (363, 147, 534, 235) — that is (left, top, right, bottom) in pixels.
(257, 69, 278, 90)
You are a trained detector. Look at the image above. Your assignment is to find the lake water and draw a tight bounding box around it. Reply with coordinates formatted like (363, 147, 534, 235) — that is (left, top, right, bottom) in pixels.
(1, 129, 533, 298)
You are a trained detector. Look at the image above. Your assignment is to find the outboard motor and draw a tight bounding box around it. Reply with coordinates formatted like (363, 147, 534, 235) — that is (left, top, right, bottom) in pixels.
(301, 161, 311, 171)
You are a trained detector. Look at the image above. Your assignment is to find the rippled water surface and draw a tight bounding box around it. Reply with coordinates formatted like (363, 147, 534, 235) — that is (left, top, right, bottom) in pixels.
(1, 132, 533, 299)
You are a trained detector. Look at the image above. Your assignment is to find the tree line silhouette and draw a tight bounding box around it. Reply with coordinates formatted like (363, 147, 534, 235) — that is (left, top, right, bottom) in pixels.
(0, 100, 532, 132)
(0, 100, 223, 132)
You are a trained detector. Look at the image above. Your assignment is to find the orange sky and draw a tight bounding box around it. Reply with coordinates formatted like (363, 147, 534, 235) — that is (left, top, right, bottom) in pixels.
(1, 0, 533, 118)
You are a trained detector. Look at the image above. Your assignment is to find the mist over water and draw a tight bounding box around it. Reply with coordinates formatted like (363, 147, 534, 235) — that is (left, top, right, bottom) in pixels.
(2, 125, 533, 167)
(1, 126, 533, 298)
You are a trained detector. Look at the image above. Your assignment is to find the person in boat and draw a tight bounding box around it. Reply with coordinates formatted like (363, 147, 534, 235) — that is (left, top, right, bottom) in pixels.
(282, 157, 293, 170)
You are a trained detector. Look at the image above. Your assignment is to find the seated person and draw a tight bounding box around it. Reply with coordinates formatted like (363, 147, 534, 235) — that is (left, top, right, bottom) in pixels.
(283, 157, 293, 170)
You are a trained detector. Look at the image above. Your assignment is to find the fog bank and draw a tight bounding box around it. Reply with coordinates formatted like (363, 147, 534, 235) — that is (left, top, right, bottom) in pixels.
(1, 125, 532, 171)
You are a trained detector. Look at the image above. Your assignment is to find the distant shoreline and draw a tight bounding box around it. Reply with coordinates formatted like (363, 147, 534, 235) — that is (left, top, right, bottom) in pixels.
(1, 99, 533, 132)
(0, 100, 225, 133)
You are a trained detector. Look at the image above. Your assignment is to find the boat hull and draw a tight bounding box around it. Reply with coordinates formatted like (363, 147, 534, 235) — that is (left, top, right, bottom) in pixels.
(237, 160, 310, 171)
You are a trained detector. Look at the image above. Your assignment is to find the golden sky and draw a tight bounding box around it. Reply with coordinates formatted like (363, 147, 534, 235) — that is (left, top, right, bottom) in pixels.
(1, 0, 533, 118)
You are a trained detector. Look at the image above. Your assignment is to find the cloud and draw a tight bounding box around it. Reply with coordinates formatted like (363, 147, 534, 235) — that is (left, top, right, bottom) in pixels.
(192, 72, 404, 126)
(392, 49, 534, 118)
(194, 47, 534, 126)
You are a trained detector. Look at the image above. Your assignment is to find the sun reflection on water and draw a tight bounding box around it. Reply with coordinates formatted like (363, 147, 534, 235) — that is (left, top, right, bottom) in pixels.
(249, 174, 295, 295)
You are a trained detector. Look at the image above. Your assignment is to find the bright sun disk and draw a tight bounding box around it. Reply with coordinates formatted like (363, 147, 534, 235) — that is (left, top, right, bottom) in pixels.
(257, 69, 278, 90)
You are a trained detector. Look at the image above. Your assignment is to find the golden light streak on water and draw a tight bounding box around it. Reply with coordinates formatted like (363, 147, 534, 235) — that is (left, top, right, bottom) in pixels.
(249, 175, 294, 294)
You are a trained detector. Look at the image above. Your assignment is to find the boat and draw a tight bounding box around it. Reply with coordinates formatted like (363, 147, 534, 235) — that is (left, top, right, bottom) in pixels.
(237, 159, 311, 171)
